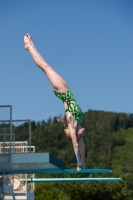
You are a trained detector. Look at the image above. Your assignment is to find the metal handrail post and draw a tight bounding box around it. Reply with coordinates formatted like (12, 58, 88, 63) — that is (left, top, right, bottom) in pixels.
(10, 105, 12, 162)
(29, 120, 31, 153)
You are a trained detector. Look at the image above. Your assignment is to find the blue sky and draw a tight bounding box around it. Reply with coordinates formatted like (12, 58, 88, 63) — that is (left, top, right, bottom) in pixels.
(0, 0, 133, 122)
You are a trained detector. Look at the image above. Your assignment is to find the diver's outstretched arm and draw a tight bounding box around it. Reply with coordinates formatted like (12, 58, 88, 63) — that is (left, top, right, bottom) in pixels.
(78, 137, 85, 168)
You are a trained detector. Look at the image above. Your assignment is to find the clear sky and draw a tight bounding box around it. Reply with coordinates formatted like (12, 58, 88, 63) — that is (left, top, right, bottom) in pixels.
(0, 0, 133, 122)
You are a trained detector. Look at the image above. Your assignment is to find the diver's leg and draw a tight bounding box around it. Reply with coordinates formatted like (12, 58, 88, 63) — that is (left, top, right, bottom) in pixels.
(66, 112, 83, 171)
(24, 33, 67, 92)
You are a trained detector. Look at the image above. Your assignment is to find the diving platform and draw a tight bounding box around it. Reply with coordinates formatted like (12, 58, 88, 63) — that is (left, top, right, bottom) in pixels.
(0, 152, 112, 174)
(60, 169, 112, 173)
(0, 151, 123, 200)
(21, 177, 123, 182)
(0, 152, 64, 174)
(0, 105, 123, 200)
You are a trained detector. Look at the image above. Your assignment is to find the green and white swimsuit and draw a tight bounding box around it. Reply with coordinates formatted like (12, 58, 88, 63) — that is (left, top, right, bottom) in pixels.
(54, 87, 83, 123)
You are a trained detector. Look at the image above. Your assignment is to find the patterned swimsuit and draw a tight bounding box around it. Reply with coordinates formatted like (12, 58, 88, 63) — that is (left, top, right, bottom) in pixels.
(54, 87, 83, 123)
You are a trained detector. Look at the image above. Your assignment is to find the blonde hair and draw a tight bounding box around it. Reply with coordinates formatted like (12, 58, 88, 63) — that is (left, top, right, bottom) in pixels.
(64, 128, 71, 139)
(57, 116, 71, 139)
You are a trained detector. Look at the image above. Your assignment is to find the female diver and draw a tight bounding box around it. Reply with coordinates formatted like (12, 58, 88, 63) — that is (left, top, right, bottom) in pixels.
(24, 33, 85, 171)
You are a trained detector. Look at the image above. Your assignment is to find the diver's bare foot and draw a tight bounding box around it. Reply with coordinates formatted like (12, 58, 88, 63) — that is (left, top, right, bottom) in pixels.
(24, 33, 34, 50)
